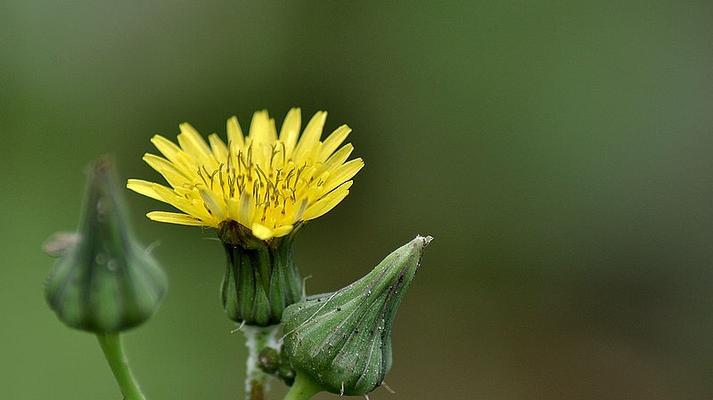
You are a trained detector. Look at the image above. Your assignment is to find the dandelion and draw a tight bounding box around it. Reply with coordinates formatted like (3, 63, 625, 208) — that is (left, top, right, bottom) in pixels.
(128, 108, 364, 327)
(128, 108, 364, 241)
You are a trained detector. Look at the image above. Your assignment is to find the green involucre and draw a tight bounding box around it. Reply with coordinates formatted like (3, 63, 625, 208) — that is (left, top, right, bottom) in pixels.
(219, 220, 303, 326)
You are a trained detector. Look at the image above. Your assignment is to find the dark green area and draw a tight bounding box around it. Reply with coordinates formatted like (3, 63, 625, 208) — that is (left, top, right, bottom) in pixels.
(2, 1, 713, 399)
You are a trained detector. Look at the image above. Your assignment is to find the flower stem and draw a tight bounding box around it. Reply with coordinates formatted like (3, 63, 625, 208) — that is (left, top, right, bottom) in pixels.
(283, 371, 322, 400)
(96, 333, 146, 400)
(243, 325, 278, 400)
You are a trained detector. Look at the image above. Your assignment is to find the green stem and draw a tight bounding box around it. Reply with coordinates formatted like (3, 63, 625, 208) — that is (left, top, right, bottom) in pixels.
(96, 333, 146, 400)
(283, 372, 322, 400)
(243, 325, 278, 400)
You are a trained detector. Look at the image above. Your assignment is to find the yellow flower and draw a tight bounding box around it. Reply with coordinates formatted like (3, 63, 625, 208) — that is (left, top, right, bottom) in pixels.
(127, 108, 364, 240)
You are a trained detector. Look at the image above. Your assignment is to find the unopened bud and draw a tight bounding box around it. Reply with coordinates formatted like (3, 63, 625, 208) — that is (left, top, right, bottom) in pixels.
(44, 157, 167, 333)
(281, 235, 432, 396)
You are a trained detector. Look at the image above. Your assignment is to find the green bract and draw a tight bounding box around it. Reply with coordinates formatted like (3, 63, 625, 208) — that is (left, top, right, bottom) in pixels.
(280, 236, 431, 396)
(219, 220, 303, 326)
(45, 158, 167, 333)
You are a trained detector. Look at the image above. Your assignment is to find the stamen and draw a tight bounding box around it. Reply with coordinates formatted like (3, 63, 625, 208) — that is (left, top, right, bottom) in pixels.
(280, 141, 286, 166)
(269, 143, 278, 168)
(197, 168, 209, 186)
(217, 164, 226, 198)
(284, 168, 295, 190)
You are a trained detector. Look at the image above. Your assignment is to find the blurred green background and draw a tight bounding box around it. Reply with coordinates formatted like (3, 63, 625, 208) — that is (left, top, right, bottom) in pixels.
(2, 1, 713, 399)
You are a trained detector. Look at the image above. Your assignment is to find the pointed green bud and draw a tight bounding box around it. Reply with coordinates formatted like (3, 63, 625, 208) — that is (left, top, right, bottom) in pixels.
(280, 235, 432, 396)
(44, 157, 168, 333)
(219, 220, 303, 326)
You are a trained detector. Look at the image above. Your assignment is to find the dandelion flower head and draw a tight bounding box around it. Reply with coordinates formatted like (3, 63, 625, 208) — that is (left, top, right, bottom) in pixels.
(127, 108, 364, 240)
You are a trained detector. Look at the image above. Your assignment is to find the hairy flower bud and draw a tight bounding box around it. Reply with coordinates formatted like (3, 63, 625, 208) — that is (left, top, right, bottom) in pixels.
(44, 158, 167, 333)
(219, 220, 303, 326)
(281, 235, 431, 396)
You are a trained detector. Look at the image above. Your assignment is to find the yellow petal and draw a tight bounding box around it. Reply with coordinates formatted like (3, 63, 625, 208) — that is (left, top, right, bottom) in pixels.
(150, 135, 196, 175)
(227, 116, 245, 149)
(199, 189, 226, 220)
(151, 135, 183, 163)
(142, 154, 190, 187)
(147, 211, 205, 226)
(316, 143, 353, 176)
(188, 197, 219, 224)
(249, 110, 276, 145)
(293, 111, 327, 163)
(237, 189, 255, 227)
(279, 108, 301, 157)
(303, 181, 352, 221)
(141, 183, 203, 217)
(208, 134, 228, 161)
(226, 197, 241, 221)
(178, 123, 211, 156)
(290, 198, 309, 223)
(272, 224, 294, 237)
(251, 222, 274, 240)
(127, 179, 167, 202)
(320, 158, 364, 194)
(268, 118, 278, 143)
(252, 141, 272, 168)
(319, 125, 351, 162)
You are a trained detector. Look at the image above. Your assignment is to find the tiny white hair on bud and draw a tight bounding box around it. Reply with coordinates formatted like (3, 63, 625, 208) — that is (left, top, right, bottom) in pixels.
(145, 240, 161, 255)
(230, 320, 246, 334)
(381, 381, 396, 394)
(302, 275, 313, 299)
